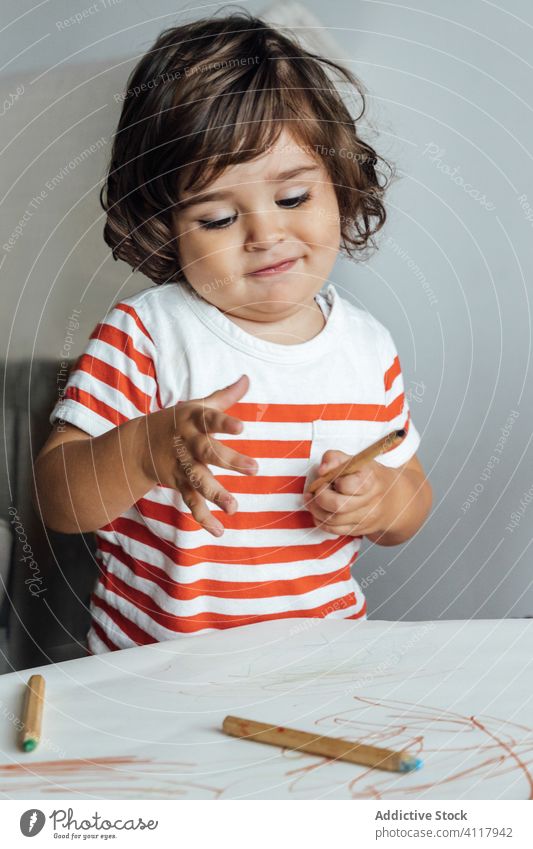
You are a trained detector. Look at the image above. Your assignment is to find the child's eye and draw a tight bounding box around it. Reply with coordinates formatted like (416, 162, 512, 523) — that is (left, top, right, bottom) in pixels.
(198, 191, 312, 231)
(198, 215, 236, 231)
(277, 190, 312, 209)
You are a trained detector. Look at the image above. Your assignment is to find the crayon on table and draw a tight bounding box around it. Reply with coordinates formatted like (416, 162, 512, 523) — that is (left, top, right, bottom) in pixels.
(222, 715, 422, 773)
(20, 674, 45, 753)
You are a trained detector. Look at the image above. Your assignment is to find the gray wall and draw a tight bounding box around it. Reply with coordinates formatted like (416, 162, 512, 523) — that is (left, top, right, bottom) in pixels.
(1, 0, 532, 620)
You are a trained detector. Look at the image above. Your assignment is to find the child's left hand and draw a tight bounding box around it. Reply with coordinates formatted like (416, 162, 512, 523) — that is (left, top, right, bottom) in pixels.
(302, 449, 400, 537)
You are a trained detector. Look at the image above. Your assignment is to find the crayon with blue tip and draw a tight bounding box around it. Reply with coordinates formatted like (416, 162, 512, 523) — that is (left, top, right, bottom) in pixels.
(222, 715, 423, 773)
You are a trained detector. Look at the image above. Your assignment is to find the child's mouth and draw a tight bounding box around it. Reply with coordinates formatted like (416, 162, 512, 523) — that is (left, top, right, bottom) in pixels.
(246, 257, 300, 277)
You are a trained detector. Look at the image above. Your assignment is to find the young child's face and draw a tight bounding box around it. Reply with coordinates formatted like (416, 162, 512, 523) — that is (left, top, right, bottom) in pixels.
(173, 128, 341, 323)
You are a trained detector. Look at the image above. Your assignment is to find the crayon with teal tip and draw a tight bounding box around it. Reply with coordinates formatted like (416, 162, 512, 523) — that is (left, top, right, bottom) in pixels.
(399, 756, 423, 772)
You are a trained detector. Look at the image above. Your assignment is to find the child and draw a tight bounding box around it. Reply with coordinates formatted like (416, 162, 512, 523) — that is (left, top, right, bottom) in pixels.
(34, 11, 432, 654)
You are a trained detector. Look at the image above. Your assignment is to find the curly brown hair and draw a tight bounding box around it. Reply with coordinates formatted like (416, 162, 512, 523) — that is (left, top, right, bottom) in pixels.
(100, 9, 394, 286)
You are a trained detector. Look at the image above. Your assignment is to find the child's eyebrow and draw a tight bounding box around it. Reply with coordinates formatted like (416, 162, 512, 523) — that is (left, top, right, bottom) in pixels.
(178, 164, 321, 210)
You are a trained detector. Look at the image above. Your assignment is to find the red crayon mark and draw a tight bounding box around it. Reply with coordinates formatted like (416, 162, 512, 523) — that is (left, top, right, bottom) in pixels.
(279, 697, 533, 800)
(0, 756, 144, 775)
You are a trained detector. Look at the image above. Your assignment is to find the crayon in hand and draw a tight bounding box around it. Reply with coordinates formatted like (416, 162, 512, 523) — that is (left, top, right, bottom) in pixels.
(307, 428, 406, 494)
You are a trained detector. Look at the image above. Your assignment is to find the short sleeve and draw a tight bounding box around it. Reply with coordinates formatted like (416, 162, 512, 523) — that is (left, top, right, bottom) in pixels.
(49, 301, 161, 437)
(373, 326, 421, 468)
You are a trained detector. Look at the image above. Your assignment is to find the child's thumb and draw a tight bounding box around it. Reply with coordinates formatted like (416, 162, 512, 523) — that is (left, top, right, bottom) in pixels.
(318, 450, 348, 474)
(205, 374, 250, 409)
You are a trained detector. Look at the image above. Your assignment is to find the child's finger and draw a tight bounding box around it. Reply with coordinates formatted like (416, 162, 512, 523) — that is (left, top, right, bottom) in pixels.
(191, 405, 244, 436)
(305, 498, 337, 525)
(174, 449, 239, 517)
(202, 374, 250, 410)
(332, 469, 373, 496)
(317, 450, 348, 475)
(304, 484, 346, 522)
(305, 484, 374, 517)
(179, 483, 226, 537)
(306, 484, 354, 515)
(320, 522, 364, 537)
(186, 431, 258, 476)
(311, 500, 372, 532)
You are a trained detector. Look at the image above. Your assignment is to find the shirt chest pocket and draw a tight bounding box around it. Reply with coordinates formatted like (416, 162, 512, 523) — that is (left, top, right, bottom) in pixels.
(304, 420, 374, 492)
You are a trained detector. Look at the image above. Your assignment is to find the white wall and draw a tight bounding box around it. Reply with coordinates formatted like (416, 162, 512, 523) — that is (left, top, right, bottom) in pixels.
(2, 0, 532, 620)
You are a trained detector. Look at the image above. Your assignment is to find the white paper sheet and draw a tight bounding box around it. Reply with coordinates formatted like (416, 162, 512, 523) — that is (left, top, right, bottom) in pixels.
(0, 618, 532, 799)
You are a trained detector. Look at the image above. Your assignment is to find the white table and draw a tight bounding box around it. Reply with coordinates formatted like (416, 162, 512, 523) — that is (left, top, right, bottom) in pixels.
(0, 618, 532, 800)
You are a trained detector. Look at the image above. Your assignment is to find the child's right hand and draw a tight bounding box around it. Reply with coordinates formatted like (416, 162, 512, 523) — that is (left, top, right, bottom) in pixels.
(139, 374, 257, 536)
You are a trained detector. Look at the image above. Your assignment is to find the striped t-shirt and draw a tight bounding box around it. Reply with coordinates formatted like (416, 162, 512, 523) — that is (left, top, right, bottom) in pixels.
(50, 281, 421, 653)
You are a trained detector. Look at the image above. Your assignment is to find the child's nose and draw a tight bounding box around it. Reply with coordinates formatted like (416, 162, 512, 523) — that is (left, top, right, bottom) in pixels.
(244, 210, 286, 249)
